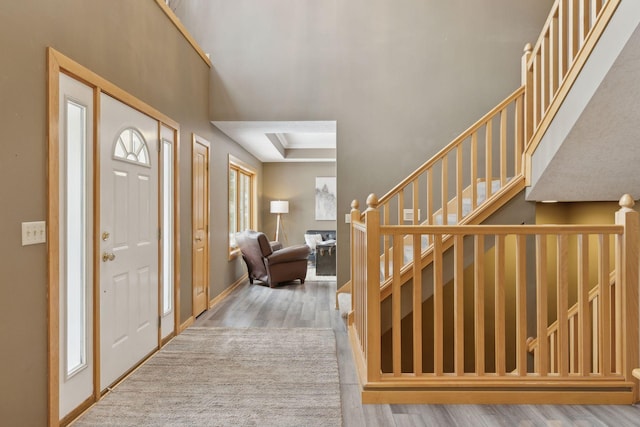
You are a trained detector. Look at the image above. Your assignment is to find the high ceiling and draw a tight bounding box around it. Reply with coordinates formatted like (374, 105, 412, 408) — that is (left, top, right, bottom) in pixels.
(212, 120, 336, 162)
(173, 0, 640, 202)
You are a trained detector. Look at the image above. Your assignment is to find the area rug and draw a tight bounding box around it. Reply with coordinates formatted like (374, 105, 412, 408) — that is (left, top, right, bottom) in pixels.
(73, 328, 342, 426)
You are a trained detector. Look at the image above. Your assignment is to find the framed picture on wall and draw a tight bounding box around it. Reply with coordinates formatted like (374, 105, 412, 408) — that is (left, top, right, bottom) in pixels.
(315, 177, 336, 221)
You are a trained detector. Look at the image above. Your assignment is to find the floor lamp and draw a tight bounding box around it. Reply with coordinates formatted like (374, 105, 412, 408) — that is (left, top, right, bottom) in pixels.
(270, 200, 289, 244)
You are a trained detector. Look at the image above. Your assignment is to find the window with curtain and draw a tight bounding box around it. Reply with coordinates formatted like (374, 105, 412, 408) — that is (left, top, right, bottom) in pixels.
(228, 156, 256, 255)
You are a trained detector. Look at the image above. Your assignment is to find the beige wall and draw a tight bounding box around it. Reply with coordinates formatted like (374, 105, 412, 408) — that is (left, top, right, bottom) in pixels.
(0, 0, 558, 422)
(209, 130, 263, 299)
(0, 1, 258, 423)
(174, 0, 555, 286)
(262, 163, 337, 246)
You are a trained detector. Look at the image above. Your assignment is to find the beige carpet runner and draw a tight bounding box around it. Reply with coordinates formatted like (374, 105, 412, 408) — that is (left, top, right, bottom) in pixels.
(74, 327, 342, 426)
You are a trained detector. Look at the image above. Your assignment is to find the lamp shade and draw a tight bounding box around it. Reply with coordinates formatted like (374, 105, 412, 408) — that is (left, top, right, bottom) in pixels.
(270, 200, 289, 214)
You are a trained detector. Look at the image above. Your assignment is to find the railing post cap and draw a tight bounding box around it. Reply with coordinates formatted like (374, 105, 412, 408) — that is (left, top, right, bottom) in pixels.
(523, 43, 533, 54)
(351, 199, 360, 210)
(619, 194, 635, 211)
(366, 193, 378, 209)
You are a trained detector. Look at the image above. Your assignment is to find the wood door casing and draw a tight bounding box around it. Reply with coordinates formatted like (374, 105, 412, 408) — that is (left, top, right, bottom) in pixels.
(48, 48, 182, 425)
(192, 135, 210, 317)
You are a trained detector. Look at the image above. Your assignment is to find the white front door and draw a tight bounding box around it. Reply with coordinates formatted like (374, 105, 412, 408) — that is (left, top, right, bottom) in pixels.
(99, 93, 159, 389)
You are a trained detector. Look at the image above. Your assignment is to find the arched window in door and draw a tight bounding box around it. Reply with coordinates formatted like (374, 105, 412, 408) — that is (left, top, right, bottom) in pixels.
(113, 128, 150, 166)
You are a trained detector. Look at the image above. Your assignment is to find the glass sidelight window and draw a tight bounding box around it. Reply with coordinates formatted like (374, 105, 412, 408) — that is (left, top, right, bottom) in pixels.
(161, 139, 173, 316)
(65, 99, 88, 377)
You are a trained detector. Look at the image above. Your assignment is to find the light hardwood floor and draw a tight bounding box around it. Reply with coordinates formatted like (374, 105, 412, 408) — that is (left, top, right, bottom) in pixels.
(194, 278, 640, 427)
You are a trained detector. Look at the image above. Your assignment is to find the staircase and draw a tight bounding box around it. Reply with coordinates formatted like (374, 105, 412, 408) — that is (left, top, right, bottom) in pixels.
(341, 0, 640, 404)
(336, 85, 527, 306)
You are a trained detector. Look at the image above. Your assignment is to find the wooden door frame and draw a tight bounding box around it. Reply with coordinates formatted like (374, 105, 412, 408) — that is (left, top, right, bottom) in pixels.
(47, 48, 181, 426)
(191, 134, 211, 317)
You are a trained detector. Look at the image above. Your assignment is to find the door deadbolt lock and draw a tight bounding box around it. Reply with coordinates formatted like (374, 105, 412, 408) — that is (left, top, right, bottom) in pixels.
(102, 232, 110, 241)
(102, 252, 116, 262)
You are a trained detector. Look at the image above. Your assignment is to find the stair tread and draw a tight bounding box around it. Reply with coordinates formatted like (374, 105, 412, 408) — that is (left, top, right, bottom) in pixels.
(433, 178, 506, 224)
(384, 177, 515, 269)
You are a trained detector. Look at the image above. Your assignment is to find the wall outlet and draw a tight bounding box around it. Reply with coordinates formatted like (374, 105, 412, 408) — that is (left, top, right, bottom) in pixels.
(22, 221, 46, 246)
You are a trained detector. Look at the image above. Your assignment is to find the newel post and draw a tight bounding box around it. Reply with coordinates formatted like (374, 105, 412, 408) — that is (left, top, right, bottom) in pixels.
(521, 43, 534, 147)
(364, 194, 381, 382)
(615, 194, 639, 400)
(350, 199, 361, 228)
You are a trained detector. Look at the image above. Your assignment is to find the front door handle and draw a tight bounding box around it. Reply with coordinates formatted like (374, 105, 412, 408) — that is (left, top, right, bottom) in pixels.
(102, 252, 116, 262)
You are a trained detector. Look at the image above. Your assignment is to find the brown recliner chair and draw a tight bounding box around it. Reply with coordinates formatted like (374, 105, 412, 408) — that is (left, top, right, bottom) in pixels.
(236, 230, 311, 287)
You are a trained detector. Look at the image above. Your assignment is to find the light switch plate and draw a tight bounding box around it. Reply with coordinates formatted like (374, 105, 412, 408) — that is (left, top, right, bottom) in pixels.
(403, 209, 421, 222)
(22, 221, 46, 246)
(345, 213, 351, 224)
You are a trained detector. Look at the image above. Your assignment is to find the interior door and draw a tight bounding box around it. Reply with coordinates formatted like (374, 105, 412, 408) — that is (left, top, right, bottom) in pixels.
(192, 135, 210, 317)
(99, 93, 159, 389)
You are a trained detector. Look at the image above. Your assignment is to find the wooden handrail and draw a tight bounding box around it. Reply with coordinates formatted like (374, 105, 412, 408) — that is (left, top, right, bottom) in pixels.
(379, 224, 622, 235)
(345, 0, 638, 404)
(378, 177, 525, 300)
(523, 0, 620, 160)
(154, 0, 213, 67)
(369, 87, 526, 296)
(376, 87, 525, 207)
(348, 195, 638, 402)
(526, 0, 609, 71)
(526, 270, 616, 352)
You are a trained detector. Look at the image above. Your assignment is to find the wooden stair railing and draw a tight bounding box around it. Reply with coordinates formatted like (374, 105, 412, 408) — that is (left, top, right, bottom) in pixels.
(343, 0, 622, 301)
(348, 195, 639, 404)
(523, 0, 621, 182)
(526, 271, 616, 374)
(340, 87, 527, 309)
(373, 87, 527, 298)
(343, 0, 621, 308)
(344, 0, 634, 403)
